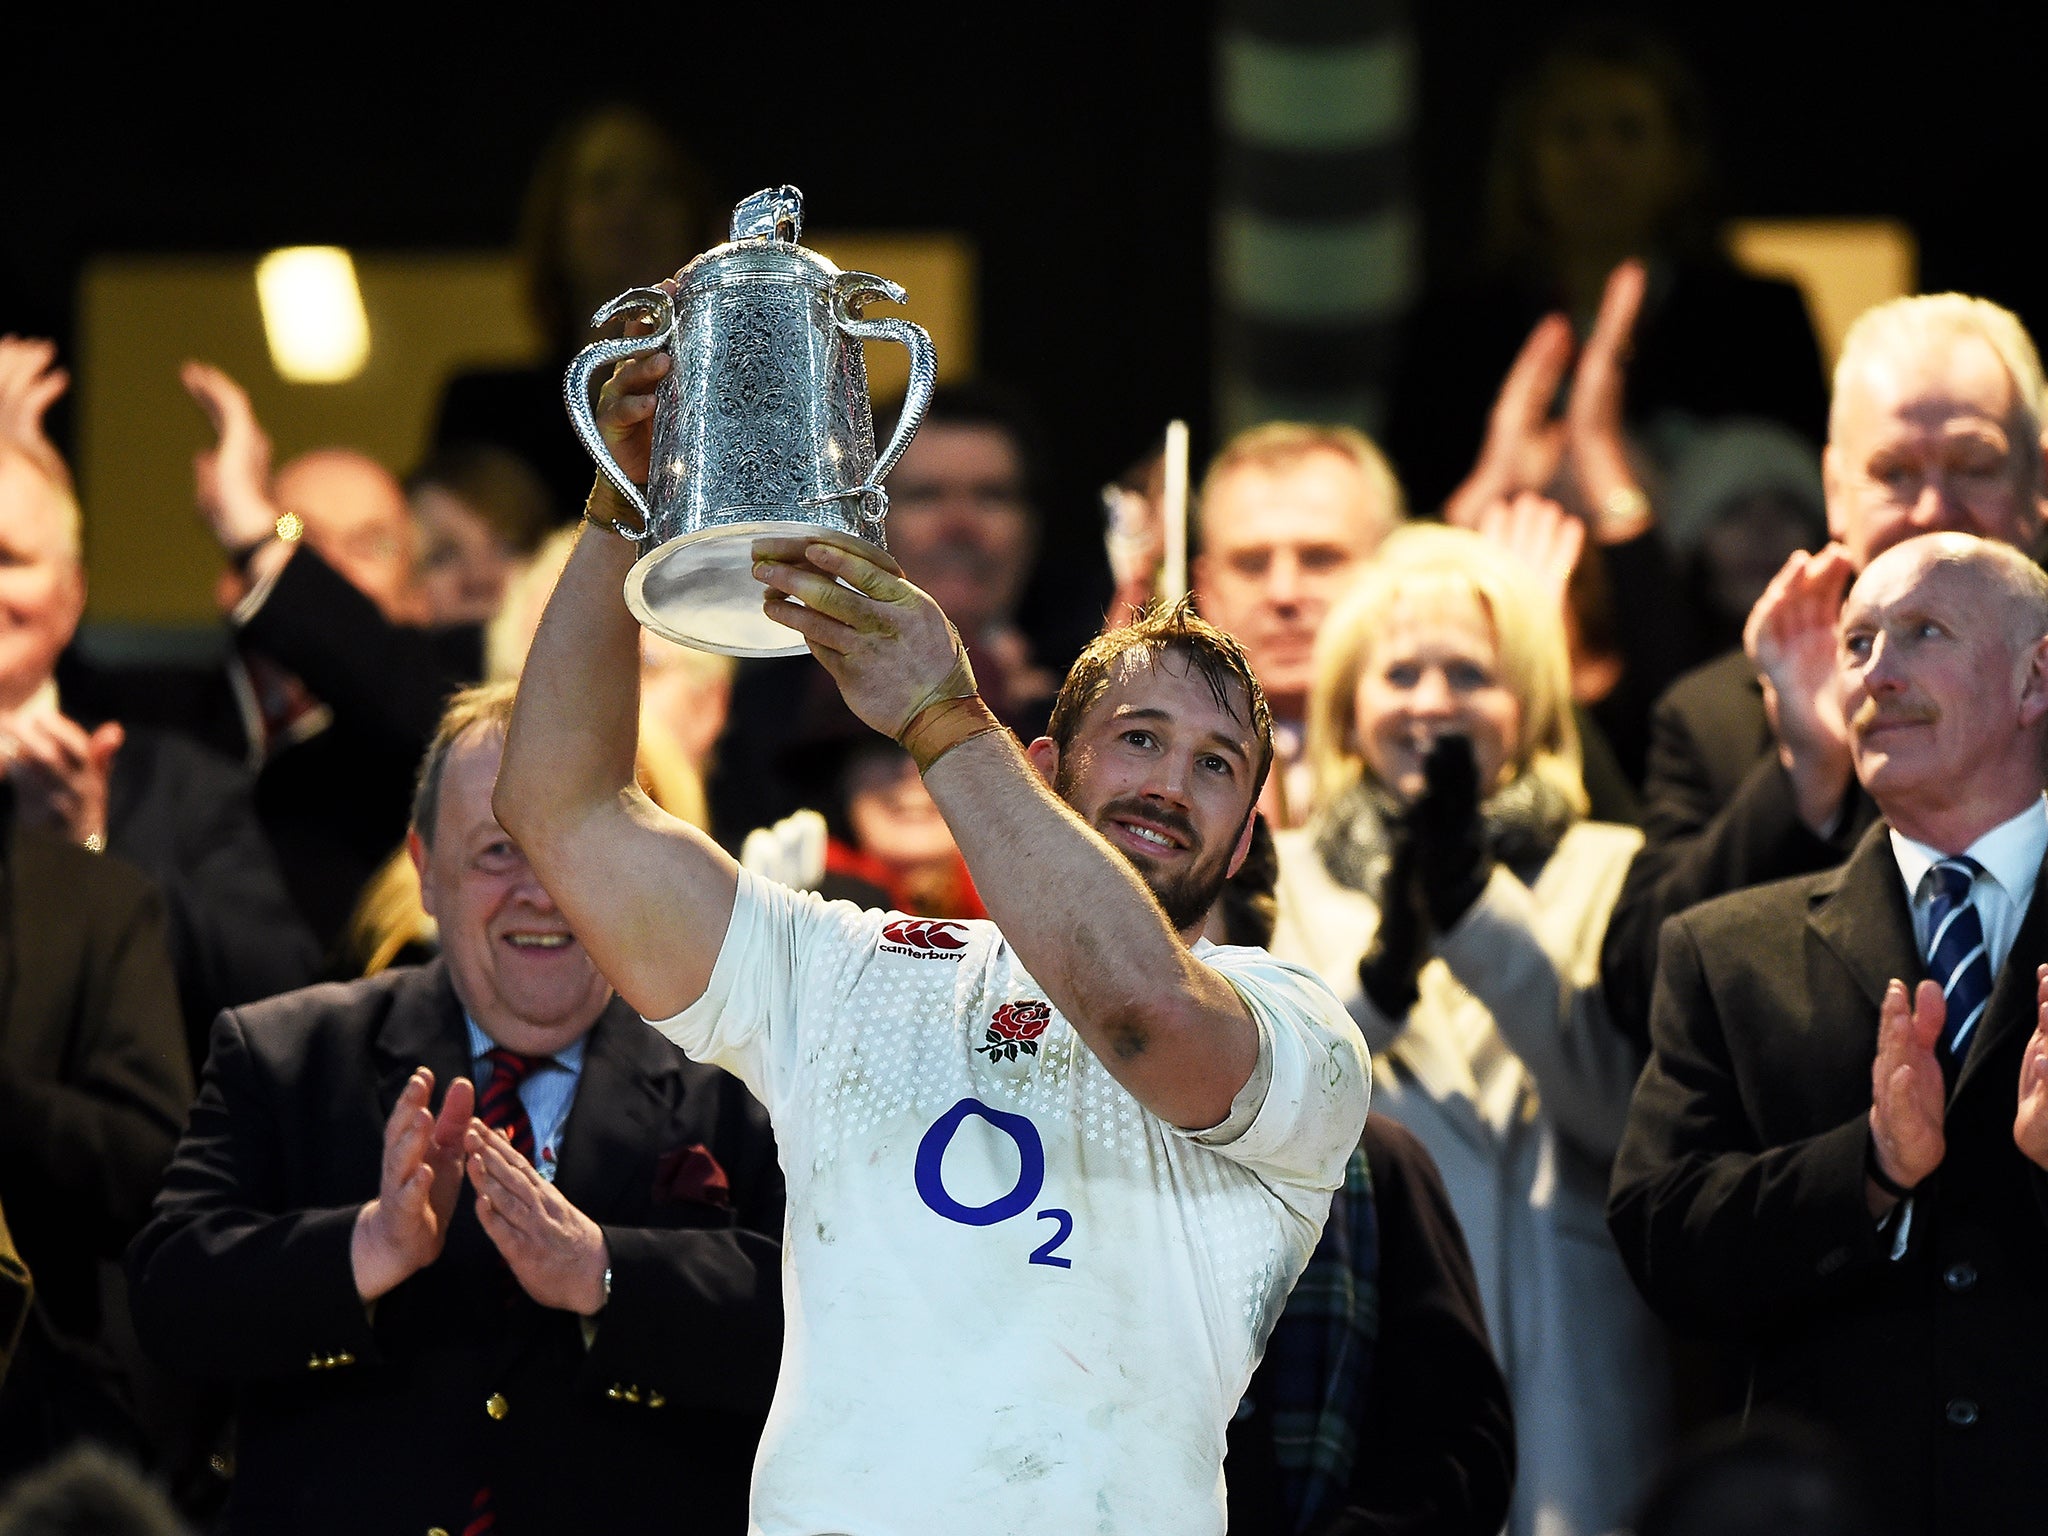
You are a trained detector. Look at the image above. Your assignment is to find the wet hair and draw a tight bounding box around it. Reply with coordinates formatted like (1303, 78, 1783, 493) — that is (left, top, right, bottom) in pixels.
(1047, 596, 1275, 800)
(409, 680, 521, 849)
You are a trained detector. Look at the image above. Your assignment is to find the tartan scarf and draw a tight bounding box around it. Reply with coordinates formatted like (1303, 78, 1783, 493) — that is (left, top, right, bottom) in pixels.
(1260, 1141, 1380, 1533)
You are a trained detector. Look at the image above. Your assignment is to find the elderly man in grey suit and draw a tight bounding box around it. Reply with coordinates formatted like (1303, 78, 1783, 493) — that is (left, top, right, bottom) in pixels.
(1610, 531, 2048, 1534)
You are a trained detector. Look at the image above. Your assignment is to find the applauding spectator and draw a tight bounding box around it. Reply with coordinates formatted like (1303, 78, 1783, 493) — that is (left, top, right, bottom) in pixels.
(1270, 525, 1666, 1536)
(78, 363, 487, 951)
(1603, 294, 2048, 1047)
(1610, 533, 2048, 1532)
(1386, 20, 1826, 515)
(128, 682, 782, 1535)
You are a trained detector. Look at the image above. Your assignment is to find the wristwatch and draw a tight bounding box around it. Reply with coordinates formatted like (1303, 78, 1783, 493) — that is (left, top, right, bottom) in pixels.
(1594, 485, 1652, 541)
(229, 511, 305, 572)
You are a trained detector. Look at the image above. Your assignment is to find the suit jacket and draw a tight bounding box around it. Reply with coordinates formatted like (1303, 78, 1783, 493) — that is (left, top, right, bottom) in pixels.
(63, 550, 484, 951)
(1608, 822, 2048, 1535)
(0, 794, 192, 1475)
(128, 962, 784, 1536)
(1601, 648, 1872, 1050)
(102, 725, 320, 1067)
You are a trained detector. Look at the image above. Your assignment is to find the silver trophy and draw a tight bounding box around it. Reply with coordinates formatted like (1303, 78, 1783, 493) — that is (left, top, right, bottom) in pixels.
(564, 185, 938, 657)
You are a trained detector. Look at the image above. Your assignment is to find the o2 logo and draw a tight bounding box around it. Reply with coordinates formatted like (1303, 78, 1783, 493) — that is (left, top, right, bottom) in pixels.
(913, 1098, 1075, 1269)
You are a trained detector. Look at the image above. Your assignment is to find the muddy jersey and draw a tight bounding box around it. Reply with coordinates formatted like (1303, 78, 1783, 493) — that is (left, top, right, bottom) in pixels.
(650, 871, 1369, 1536)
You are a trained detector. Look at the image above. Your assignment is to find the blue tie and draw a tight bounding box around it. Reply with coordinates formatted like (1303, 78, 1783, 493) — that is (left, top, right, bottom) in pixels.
(1926, 858, 1994, 1081)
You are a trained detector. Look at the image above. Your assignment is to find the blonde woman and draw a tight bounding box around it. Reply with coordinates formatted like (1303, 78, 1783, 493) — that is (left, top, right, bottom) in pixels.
(1270, 523, 1665, 1536)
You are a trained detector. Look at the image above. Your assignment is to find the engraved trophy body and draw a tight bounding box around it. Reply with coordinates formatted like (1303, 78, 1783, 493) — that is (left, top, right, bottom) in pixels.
(564, 185, 938, 657)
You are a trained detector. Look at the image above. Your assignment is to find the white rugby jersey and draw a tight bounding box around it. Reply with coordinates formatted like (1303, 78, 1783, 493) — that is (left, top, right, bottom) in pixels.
(650, 870, 1370, 1536)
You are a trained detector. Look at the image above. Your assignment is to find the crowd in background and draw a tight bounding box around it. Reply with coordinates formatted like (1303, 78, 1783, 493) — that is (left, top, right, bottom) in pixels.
(4, 19, 2041, 1536)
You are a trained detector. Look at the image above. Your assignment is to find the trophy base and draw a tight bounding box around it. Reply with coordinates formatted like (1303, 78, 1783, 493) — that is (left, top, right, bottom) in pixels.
(624, 519, 882, 659)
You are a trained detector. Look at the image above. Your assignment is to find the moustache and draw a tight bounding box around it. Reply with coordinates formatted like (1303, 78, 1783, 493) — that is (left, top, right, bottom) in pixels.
(1098, 796, 1201, 852)
(1851, 697, 1939, 734)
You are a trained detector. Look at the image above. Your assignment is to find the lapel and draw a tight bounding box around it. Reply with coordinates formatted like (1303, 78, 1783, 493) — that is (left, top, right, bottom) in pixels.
(553, 998, 676, 1220)
(1951, 846, 2048, 1110)
(369, 959, 474, 1119)
(1806, 820, 1925, 1013)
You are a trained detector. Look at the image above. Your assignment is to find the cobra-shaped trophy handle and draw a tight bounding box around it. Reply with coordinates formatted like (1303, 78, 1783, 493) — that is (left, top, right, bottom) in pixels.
(831, 270, 937, 547)
(562, 285, 676, 541)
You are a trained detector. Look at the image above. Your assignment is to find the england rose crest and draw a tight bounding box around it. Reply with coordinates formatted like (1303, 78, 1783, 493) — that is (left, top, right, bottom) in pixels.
(979, 999, 1052, 1061)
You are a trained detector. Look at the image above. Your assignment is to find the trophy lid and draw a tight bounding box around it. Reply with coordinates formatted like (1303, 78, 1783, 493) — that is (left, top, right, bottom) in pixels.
(731, 185, 802, 243)
(673, 184, 837, 296)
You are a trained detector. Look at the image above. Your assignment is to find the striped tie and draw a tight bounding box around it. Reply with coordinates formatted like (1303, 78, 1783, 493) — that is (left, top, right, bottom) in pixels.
(1926, 858, 1994, 1084)
(466, 1049, 544, 1534)
(476, 1048, 539, 1164)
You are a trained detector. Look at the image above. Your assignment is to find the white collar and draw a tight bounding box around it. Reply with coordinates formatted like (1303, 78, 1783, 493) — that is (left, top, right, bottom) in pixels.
(1890, 795, 2048, 906)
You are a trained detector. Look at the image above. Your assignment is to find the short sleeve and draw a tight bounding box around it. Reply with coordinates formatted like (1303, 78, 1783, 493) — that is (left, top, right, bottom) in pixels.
(1178, 946, 1371, 1221)
(644, 869, 885, 1113)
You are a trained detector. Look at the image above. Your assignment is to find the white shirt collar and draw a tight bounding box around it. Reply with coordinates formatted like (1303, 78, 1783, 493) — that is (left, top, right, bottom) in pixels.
(1891, 795, 2048, 909)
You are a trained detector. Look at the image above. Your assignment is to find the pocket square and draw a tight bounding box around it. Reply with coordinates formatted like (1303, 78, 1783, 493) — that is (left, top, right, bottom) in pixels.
(654, 1143, 731, 1208)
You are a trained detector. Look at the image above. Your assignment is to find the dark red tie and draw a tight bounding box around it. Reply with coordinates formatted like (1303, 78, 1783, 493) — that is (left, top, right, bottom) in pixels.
(476, 1048, 539, 1164)
(466, 1049, 543, 1534)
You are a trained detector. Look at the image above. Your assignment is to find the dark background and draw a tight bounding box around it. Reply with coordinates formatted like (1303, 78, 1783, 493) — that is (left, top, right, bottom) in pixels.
(6, 2, 2043, 604)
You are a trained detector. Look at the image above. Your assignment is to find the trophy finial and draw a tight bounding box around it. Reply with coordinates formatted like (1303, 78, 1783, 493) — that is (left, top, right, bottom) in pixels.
(732, 186, 803, 244)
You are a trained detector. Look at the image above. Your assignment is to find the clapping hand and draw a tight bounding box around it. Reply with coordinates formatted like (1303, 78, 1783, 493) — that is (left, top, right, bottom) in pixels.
(2014, 966, 2048, 1170)
(1444, 260, 1651, 544)
(466, 1119, 610, 1315)
(0, 335, 71, 492)
(0, 705, 123, 848)
(1474, 492, 1585, 612)
(350, 1069, 474, 1302)
(1410, 735, 1492, 930)
(1359, 736, 1493, 1018)
(1868, 978, 1947, 1209)
(181, 362, 281, 555)
(1744, 544, 1857, 834)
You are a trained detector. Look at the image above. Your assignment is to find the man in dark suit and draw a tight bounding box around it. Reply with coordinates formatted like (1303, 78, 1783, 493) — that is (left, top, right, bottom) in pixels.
(127, 682, 783, 1535)
(1602, 295, 2048, 1047)
(0, 781, 192, 1481)
(1609, 533, 2048, 1533)
(88, 362, 488, 954)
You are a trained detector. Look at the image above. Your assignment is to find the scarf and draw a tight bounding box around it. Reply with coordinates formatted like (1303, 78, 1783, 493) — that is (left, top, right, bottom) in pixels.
(1312, 770, 1579, 896)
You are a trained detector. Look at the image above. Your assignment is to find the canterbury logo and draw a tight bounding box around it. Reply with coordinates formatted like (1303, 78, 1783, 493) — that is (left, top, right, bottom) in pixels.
(881, 919, 971, 957)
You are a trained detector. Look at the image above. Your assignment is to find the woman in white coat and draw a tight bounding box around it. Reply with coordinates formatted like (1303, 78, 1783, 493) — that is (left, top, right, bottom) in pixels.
(1269, 525, 1667, 1536)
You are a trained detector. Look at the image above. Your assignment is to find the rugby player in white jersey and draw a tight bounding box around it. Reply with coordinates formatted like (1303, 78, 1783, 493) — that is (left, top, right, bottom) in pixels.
(497, 336, 1371, 1535)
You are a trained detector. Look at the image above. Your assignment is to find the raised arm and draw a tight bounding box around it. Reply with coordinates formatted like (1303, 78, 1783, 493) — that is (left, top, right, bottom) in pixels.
(752, 537, 1258, 1131)
(492, 343, 738, 1022)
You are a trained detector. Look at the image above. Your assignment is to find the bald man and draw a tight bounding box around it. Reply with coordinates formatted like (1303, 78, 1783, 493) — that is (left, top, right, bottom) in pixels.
(1603, 294, 2048, 1046)
(1610, 532, 2048, 1534)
